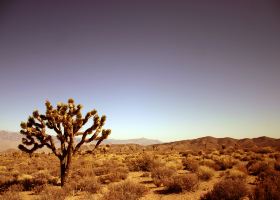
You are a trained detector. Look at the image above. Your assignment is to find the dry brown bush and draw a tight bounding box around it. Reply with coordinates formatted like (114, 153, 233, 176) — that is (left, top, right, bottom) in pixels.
(163, 173, 199, 193)
(246, 161, 269, 176)
(0, 174, 16, 192)
(201, 178, 248, 200)
(197, 166, 215, 181)
(151, 166, 176, 187)
(200, 159, 219, 170)
(102, 180, 148, 200)
(140, 172, 150, 177)
(252, 170, 280, 200)
(182, 157, 199, 172)
(254, 147, 274, 154)
(214, 155, 236, 170)
(234, 162, 248, 174)
(68, 176, 101, 193)
(0, 191, 22, 200)
(274, 161, 280, 171)
(98, 166, 128, 184)
(222, 169, 247, 180)
(125, 153, 162, 172)
(36, 186, 69, 200)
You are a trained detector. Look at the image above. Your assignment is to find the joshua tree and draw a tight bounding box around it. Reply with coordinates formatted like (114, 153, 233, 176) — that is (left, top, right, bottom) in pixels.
(18, 98, 111, 186)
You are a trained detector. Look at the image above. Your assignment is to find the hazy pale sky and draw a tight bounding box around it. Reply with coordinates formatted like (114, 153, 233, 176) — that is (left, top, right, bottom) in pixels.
(0, 1, 280, 141)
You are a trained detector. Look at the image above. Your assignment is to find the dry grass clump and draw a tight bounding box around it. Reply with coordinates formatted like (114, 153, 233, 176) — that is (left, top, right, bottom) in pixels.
(252, 170, 280, 200)
(214, 155, 236, 170)
(101, 180, 148, 200)
(274, 161, 280, 171)
(98, 166, 128, 184)
(165, 159, 183, 170)
(197, 166, 215, 181)
(76, 158, 129, 184)
(221, 169, 247, 180)
(0, 191, 21, 200)
(151, 166, 176, 187)
(140, 172, 150, 177)
(234, 162, 248, 174)
(0, 174, 16, 192)
(254, 147, 274, 154)
(163, 173, 199, 193)
(36, 186, 69, 200)
(200, 159, 219, 170)
(182, 157, 199, 172)
(201, 178, 248, 200)
(246, 161, 269, 176)
(125, 153, 162, 172)
(67, 176, 101, 193)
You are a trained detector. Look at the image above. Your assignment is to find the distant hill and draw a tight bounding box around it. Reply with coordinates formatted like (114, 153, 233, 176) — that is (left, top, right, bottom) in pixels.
(1, 131, 279, 152)
(0, 131, 22, 152)
(0, 131, 161, 152)
(151, 136, 280, 151)
(103, 138, 162, 146)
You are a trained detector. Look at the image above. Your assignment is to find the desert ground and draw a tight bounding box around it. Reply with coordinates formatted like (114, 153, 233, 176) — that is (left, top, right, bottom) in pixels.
(0, 137, 279, 200)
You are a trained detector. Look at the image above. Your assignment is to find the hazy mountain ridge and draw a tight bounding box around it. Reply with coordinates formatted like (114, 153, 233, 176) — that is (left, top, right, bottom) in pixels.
(1, 131, 279, 152)
(103, 138, 162, 145)
(0, 131, 161, 151)
(152, 136, 280, 151)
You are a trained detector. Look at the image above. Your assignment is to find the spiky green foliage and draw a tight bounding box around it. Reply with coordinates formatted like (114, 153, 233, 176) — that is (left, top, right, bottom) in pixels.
(18, 98, 111, 186)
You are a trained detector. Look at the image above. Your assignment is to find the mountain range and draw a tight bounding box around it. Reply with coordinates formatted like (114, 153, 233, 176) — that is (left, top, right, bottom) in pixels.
(0, 131, 161, 152)
(0, 130, 279, 152)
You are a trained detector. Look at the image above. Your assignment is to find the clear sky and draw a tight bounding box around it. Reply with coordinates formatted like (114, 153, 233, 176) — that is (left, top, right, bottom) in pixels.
(0, 1, 279, 141)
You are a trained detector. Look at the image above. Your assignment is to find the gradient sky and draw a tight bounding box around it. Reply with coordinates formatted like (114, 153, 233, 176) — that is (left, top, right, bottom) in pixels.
(0, 1, 280, 141)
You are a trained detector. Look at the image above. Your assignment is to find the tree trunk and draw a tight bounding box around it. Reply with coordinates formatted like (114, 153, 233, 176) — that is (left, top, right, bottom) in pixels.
(60, 158, 67, 187)
(60, 137, 73, 187)
(60, 152, 72, 187)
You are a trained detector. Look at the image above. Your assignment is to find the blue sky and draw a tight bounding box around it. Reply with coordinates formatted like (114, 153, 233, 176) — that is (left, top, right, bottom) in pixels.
(0, 1, 279, 141)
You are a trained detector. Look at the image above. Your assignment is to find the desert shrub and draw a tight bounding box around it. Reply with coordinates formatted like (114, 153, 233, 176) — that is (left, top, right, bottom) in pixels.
(249, 152, 264, 161)
(197, 166, 214, 181)
(252, 170, 280, 200)
(222, 169, 247, 180)
(274, 153, 280, 161)
(32, 170, 52, 185)
(102, 180, 148, 200)
(214, 155, 236, 170)
(274, 161, 280, 171)
(99, 166, 128, 184)
(33, 185, 46, 194)
(71, 165, 95, 178)
(125, 153, 162, 172)
(0, 174, 16, 192)
(234, 163, 248, 174)
(93, 159, 124, 176)
(76, 158, 129, 184)
(200, 159, 219, 170)
(151, 166, 176, 187)
(163, 173, 199, 193)
(21, 178, 45, 191)
(140, 172, 150, 177)
(246, 161, 269, 176)
(255, 147, 274, 154)
(201, 178, 248, 200)
(17, 173, 48, 191)
(69, 176, 101, 193)
(0, 191, 22, 200)
(231, 152, 242, 160)
(93, 166, 110, 176)
(6, 183, 24, 192)
(182, 157, 199, 172)
(36, 186, 69, 200)
(165, 159, 183, 170)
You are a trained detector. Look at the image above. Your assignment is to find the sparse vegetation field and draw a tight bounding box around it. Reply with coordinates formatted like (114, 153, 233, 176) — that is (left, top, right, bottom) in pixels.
(0, 140, 279, 200)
